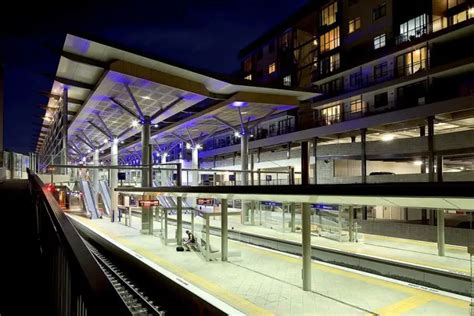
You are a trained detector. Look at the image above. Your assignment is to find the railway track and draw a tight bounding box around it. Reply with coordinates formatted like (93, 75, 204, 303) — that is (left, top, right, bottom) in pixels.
(84, 240, 165, 315)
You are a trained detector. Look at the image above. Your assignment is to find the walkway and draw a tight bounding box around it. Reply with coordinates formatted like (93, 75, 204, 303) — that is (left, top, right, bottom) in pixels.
(68, 214, 470, 315)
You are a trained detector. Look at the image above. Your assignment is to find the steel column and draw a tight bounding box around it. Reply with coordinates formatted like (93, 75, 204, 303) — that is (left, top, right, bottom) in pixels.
(192, 147, 199, 186)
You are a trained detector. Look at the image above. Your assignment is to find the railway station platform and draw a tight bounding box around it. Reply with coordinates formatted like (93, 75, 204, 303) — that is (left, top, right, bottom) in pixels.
(68, 213, 471, 315)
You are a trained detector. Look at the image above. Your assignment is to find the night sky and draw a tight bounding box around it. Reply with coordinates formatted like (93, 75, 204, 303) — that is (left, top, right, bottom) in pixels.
(0, 0, 307, 154)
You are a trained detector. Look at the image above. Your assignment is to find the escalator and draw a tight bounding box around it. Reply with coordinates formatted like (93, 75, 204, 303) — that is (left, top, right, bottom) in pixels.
(79, 180, 100, 219)
(99, 180, 111, 216)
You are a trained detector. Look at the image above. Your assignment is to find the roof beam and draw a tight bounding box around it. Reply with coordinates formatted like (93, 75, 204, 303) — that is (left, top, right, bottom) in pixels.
(124, 84, 145, 119)
(150, 97, 183, 122)
(170, 132, 189, 144)
(89, 120, 112, 139)
(109, 97, 141, 120)
(212, 116, 239, 133)
(96, 113, 115, 138)
(117, 126, 134, 140)
(61, 51, 108, 69)
(185, 128, 196, 147)
(53, 76, 95, 90)
(76, 135, 95, 150)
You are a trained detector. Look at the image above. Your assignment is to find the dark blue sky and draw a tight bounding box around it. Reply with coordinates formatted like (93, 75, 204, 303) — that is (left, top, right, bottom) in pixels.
(0, 0, 307, 153)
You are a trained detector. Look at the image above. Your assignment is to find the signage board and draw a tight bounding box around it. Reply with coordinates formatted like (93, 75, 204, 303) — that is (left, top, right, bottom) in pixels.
(229, 174, 236, 181)
(139, 200, 160, 207)
(312, 203, 339, 211)
(262, 201, 282, 207)
(118, 172, 126, 180)
(265, 175, 272, 181)
(197, 198, 213, 205)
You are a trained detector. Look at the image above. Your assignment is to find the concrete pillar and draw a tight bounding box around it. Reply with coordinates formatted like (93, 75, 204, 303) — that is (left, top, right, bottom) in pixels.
(93, 149, 100, 208)
(250, 151, 254, 185)
(360, 128, 368, 220)
(348, 206, 354, 242)
(61, 88, 68, 174)
(437, 155, 443, 182)
(110, 140, 119, 221)
(176, 164, 183, 246)
(360, 128, 367, 184)
(141, 117, 151, 187)
(221, 199, 228, 261)
(427, 116, 436, 225)
(312, 137, 318, 184)
(192, 147, 199, 186)
(176, 196, 183, 245)
(141, 117, 153, 233)
(287, 142, 291, 159)
(427, 116, 435, 183)
(302, 203, 312, 291)
(290, 202, 296, 232)
(437, 209, 445, 256)
(301, 141, 309, 185)
(241, 133, 249, 185)
(241, 133, 249, 223)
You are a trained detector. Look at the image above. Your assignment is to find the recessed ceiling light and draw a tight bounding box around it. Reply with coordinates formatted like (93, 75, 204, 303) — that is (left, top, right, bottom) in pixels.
(381, 134, 395, 142)
(142, 96, 151, 100)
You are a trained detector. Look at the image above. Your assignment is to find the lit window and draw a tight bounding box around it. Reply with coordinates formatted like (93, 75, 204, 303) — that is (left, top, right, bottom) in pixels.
(348, 17, 361, 34)
(452, 8, 473, 25)
(283, 75, 291, 86)
(244, 74, 252, 80)
(320, 53, 340, 75)
(396, 47, 427, 76)
(398, 14, 428, 44)
(321, 2, 338, 26)
(320, 104, 341, 125)
(373, 34, 386, 49)
(373, 3, 386, 21)
(350, 97, 366, 114)
(320, 27, 340, 53)
(268, 63, 276, 74)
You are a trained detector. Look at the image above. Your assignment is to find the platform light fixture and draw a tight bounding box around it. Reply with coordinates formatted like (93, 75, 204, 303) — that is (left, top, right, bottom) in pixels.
(186, 143, 192, 150)
(196, 144, 202, 150)
(234, 131, 241, 137)
(413, 160, 423, 166)
(131, 120, 139, 128)
(113, 138, 119, 144)
(381, 133, 395, 142)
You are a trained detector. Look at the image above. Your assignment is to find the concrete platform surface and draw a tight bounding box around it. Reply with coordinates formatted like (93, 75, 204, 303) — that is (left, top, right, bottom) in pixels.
(68, 214, 470, 316)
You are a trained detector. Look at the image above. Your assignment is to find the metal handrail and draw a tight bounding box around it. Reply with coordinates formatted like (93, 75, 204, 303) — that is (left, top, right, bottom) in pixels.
(27, 169, 130, 315)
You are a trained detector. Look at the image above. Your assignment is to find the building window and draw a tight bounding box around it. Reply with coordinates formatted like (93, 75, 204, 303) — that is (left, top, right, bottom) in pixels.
(321, 2, 338, 26)
(244, 74, 252, 81)
(319, 77, 344, 94)
(348, 17, 361, 34)
(374, 92, 388, 108)
(448, 0, 467, 9)
(320, 104, 341, 125)
(452, 8, 474, 25)
(374, 62, 388, 79)
(283, 75, 291, 86)
(396, 47, 427, 76)
(373, 3, 386, 21)
(398, 14, 428, 44)
(350, 97, 365, 114)
(320, 53, 340, 75)
(320, 27, 340, 53)
(373, 34, 386, 49)
(350, 71, 362, 87)
(257, 48, 263, 60)
(268, 63, 276, 74)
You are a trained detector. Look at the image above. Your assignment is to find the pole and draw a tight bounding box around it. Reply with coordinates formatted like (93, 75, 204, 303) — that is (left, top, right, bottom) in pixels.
(302, 203, 312, 291)
(301, 141, 309, 185)
(176, 163, 183, 246)
(221, 198, 228, 261)
(437, 209, 445, 256)
(313, 137, 318, 184)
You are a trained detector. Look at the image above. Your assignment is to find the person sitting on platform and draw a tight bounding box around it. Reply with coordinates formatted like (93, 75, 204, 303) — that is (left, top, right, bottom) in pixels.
(183, 230, 196, 251)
